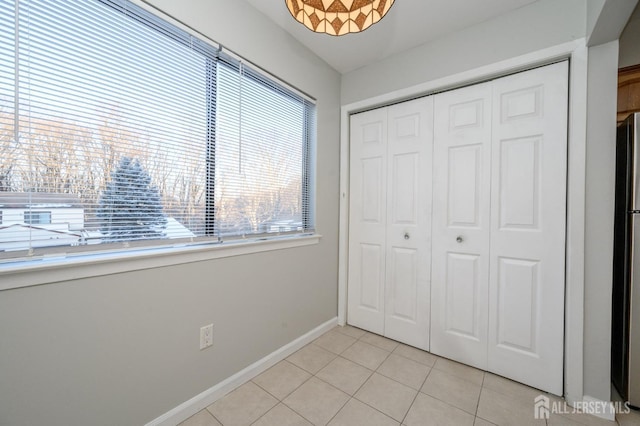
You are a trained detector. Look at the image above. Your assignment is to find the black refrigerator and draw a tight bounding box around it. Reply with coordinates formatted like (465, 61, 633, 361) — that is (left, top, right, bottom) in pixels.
(612, 112, 640, 408)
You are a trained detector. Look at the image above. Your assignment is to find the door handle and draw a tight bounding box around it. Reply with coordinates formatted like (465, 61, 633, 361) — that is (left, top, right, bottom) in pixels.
(404, 233, 410, 240)
(456, 236, 464, 243)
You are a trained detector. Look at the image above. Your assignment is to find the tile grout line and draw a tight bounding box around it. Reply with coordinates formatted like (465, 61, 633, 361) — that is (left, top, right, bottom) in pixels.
(255, 369, 319, 426)
(424, 374, 487, 419)
(312, 328, 499, 424)
(330, 326, 366, 339)
(251, 349, 326, 426)
(290, 342, 339, 375)
(283, 341, 356, 426)
(399, 368, 431, 426)
(332, 356, 375, 396)
(302, 343, 397, 425)
(323, 395, 353, 426)
(247, 400, 280, 426)
(272, 328, 521, 425)
(211, 326, 555, 426)
(349, 395, 405, 425)
(278, 400, 315, 426)
(249, 360, 303, 401)
(375, 353, 433, 391)
(208, 410, 223, 426)
(475, 371, 486, 417)
(235, 325, 582, 426)
(333, 326, 481, 424)
(352, 342, 415, 425)
(417, 388, 482, 420)
(315, 329, 405, 425)
(281, 371, 353, 425)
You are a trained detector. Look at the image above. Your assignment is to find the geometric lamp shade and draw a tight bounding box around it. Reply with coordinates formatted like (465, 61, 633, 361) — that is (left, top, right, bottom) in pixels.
(285, 0, 395, 36)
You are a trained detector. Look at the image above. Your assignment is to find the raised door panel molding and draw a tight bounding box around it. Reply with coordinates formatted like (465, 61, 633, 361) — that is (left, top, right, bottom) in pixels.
(499, 136, 542, 230)
(445, 253, 481, 341)
(447, 144, 483, 228)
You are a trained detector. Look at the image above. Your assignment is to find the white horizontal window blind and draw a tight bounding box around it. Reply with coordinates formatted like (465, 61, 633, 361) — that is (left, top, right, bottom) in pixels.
(0, 0, 316, 262)
(216, 57, 314, 238)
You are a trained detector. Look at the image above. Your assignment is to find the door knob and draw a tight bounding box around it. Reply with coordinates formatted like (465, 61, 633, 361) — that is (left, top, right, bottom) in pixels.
(456, 236, 464, 243)
(404, 233, 410, 240)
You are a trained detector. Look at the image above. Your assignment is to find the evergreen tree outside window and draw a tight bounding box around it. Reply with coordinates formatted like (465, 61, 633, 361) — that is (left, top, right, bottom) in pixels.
(98, 157, 167, 242)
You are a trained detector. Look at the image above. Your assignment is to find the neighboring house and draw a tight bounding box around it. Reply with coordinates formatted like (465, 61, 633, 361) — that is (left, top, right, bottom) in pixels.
(0, 192, 84, 230)
(0, 192, 85, 251)
(0, 224, 82, 251)
(0, 193, 193, 251)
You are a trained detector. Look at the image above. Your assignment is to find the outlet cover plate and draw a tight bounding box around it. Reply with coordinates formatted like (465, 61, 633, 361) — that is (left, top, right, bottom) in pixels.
(200, 324, 213, 350)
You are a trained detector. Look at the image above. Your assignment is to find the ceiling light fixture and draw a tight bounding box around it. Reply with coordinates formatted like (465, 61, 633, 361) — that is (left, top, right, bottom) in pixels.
(286, 0, 395, 36)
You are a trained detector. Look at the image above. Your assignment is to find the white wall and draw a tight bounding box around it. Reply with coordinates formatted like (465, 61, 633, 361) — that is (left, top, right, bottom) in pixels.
(0, 1, 341, 425)
(619, 3, 640, 67)
(588, 0, 608, 40)
(341, 0, 586, 105)
(587, 0, 637, 46)
(584, 40, 619, 402)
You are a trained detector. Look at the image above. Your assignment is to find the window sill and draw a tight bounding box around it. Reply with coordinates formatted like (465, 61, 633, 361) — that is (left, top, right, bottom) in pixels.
(0, 234, 321, 291)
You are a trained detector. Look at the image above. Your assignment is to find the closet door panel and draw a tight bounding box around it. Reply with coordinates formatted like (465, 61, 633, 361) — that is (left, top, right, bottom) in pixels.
(488, 61, 568, 395)
(445, 253, 481, 339)
(384, 97, 433, 350)
(431, 83, 492, 369)
(348, 108, 388, 334)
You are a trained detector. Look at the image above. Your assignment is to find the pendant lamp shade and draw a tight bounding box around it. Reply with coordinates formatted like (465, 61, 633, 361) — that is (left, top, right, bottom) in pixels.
(286, 0, 395, 36)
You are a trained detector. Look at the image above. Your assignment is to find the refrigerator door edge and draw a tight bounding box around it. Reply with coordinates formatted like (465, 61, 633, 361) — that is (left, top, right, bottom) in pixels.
(633, 114, 640, 210)
(629, 213, 640, 406)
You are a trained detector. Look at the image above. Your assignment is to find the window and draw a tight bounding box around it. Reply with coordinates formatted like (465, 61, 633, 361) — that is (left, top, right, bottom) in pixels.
(24, 211, 52, 225)
(0, 0, 315, 261)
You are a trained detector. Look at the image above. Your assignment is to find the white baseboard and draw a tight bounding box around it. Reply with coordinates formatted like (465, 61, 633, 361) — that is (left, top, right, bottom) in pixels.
(579, 395, 616, 421)
(558, 394, 622, 422)
(145, 317, 338, 426)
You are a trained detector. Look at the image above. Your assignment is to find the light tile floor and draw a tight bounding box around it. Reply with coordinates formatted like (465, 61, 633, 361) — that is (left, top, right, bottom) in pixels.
(179, 325, 640, 426)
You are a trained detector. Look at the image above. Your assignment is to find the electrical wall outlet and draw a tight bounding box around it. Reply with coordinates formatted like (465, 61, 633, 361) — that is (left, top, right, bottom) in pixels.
(200, 324, 214, 350)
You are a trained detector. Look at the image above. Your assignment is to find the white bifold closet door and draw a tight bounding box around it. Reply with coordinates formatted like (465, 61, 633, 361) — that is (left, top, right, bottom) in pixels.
(430, 81, 493, 370)
(430, 61, 568, 395)
(348, 97, 433, 351)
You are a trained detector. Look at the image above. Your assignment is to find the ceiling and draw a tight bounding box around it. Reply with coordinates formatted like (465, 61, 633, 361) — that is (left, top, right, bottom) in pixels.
(244, 0, 539, 74)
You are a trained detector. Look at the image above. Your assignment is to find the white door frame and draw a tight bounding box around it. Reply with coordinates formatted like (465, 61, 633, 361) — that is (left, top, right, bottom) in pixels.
(337, 39, 588, 406)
